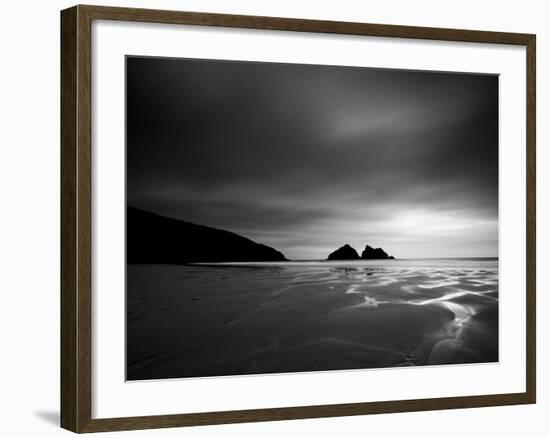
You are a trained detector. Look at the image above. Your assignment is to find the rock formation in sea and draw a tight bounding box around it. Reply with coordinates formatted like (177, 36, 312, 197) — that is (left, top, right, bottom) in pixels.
(327, 244, 360, 260)
(127, 206, 288, 264)
(361, 245, 394, 259)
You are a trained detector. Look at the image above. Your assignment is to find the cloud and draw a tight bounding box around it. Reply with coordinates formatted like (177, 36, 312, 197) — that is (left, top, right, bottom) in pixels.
(127, 56, 498, 259)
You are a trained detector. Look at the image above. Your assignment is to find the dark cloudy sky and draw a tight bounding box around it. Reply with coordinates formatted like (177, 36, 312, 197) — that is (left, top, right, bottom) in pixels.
(126, 56, 498, 260)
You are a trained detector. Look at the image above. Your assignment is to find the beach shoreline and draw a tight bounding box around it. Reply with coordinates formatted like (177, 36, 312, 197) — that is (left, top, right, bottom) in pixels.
(127, 259, 498, 381)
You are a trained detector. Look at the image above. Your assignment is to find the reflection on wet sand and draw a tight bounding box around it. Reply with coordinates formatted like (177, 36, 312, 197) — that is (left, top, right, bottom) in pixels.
(127, 259, 498, 380)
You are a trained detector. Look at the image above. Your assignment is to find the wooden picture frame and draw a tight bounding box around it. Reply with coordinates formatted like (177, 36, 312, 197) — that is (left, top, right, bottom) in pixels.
(61, 4, 536, 433)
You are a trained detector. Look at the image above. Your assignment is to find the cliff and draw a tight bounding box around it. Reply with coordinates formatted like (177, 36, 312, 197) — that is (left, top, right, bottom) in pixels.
(361, 245, 394, 259)
(327, 244, 360, 260)
(127, 207, 288, 264)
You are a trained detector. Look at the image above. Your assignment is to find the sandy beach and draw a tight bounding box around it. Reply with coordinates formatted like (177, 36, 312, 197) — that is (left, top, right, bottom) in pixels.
(127, 259, 498, 380)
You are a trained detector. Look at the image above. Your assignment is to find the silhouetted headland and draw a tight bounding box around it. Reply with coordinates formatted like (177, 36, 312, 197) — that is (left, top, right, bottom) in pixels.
(127, 207, 288, 264)
(327, 244, 394, 260)
(327, 244, 360, 260)
(361, 245, 394, 260)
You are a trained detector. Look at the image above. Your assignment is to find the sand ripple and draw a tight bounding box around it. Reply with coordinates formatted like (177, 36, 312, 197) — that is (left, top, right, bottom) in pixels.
(127, 259, 498, 380)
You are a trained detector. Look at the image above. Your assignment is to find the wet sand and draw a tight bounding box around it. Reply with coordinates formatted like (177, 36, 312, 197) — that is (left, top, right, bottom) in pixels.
(127, 259, 498, 380)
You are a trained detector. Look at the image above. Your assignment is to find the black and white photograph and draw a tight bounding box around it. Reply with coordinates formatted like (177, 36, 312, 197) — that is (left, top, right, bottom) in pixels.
(0, 0, 543, 435)
(126, 56, 499, 381)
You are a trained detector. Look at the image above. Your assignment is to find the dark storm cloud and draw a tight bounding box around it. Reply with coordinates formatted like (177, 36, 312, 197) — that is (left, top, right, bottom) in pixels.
(127, 56, 498, 259)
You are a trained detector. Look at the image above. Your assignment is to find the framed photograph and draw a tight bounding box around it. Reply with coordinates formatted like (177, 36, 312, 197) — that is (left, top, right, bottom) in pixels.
(60, 4, 536, 433)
